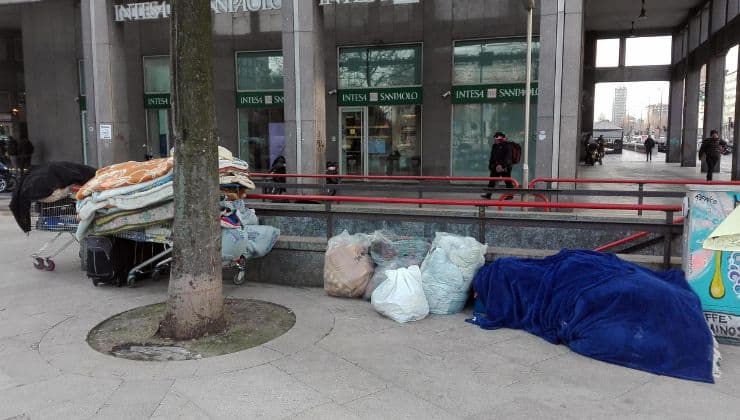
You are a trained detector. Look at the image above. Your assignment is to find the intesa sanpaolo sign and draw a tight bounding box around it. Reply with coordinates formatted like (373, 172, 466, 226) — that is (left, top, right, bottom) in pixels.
(114, 0, 282, 22)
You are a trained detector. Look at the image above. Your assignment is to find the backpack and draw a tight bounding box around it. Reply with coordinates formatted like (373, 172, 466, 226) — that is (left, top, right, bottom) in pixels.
(509, 141, 522, 164)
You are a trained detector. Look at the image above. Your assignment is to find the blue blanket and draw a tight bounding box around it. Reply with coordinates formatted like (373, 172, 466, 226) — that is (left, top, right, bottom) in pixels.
(469, 250, 715, 383)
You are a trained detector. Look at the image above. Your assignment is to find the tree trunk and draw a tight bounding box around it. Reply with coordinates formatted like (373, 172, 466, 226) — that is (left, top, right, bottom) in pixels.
(158, 0, 224, 340)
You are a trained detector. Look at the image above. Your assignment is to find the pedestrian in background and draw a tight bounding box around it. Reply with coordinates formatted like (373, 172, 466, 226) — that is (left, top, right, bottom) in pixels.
(6, 135, 18, 173)
(698, 129, 727, 181)
(481, 131, 515, 199)
(644, 136, 656, 162)
(17, 136, 34, 174)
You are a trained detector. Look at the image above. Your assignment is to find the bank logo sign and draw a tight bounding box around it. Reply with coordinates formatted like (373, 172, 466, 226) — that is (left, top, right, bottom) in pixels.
(236, 91, 285, 108)
(144, 93, 171, 109)
(338, 87, 422, 106)
(115, 0, 281, 22)
(452, 83, 538, 104)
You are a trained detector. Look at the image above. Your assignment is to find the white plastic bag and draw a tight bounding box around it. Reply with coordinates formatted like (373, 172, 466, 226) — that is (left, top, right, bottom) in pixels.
(431, 233, 486, 285)
(420, 233, 486, 315)
(244, 225, 280, 258)
(363, 231, 430, 300)
(371, 265, 429, 323)
(324, 231, 374, 298)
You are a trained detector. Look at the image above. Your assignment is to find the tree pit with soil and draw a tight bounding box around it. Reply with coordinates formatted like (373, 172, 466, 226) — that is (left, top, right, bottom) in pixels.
(87, 298, 295, 361)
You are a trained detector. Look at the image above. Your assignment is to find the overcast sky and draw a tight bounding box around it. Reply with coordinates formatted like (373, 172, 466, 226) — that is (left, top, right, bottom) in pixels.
(593, 39, 738, 122)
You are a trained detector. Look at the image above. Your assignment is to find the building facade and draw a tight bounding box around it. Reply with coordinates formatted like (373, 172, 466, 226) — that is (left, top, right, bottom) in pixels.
(0, 0, 553, 186)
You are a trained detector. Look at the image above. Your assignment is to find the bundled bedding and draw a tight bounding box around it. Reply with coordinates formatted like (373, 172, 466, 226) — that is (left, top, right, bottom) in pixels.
(75, 147, 255, 241)
(469, 250, 718, 383)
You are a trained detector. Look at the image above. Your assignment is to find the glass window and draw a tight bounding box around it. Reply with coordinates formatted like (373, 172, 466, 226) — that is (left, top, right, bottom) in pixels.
(236, 51, 283, 91)
(338, 45, 422, 89)
(451, 103, 536, 178)
(453, 39, 540, 85)
(367, 105, 421, 176)
(143, 56, 171, 93)
(238, 108, 285, 172)
(625, 36, 672, 66)
(596, 38, 620, 68)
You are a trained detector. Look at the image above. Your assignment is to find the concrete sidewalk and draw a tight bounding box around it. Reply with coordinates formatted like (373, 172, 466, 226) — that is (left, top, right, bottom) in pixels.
(1, 214, 740, 419)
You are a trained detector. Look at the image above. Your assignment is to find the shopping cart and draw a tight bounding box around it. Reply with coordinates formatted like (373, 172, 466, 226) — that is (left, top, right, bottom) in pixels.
(107, 222, 174, 288)
(29, 196, 79, 271)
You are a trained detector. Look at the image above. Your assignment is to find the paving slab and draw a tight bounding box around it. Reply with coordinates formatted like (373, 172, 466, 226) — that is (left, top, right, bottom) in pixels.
(2, 214, 740, 419)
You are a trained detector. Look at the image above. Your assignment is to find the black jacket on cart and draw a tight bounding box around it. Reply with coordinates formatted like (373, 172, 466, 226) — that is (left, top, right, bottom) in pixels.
(10, 162, 97, 233)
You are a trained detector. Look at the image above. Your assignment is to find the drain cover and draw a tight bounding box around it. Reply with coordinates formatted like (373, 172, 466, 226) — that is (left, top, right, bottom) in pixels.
(111, 344, 202, 361)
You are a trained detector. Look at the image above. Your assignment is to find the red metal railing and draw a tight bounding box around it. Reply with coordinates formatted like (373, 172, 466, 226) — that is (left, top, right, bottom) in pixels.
(529, 177, 740, 189)
(245, 193, 682, 213)
(594, 217, 685, 252)
(250, 172, 520, 187)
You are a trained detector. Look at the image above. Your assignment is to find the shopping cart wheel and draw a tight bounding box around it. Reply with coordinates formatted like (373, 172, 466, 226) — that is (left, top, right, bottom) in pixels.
(33, 257, 45, 270)
(43, 259, 56, 272)
(151, 269, 161, 282)
(126, 275, 136, 288)
(91, 277, 99, 287)
(233, 256, 247, 285)
(233, 270, 246, 285)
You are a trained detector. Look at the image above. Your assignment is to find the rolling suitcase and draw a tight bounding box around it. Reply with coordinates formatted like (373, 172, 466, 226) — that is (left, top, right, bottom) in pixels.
(86, 236, 137, 287)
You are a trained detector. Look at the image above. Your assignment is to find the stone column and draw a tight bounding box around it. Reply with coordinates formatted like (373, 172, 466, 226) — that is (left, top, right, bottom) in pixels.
(704, 54, 726, 138)
(282, 0, 325, 181)
(535, 0, 584, 181)
(666, 77, 683, 163)
(703, 53, 726, 173)
(81, 0, 130, 167)
(682, 67, 700, 167)
(733, 50, 740, 180)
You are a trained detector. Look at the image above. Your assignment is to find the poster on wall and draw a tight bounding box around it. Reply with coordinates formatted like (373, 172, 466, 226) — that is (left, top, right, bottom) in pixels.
(268, 123, 285, 167)
(683, 187, 740, 344)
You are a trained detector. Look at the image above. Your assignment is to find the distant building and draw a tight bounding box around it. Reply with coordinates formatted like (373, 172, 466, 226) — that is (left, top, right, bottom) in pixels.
(647, 103, 669, 137)
(612, 87, 627, 128)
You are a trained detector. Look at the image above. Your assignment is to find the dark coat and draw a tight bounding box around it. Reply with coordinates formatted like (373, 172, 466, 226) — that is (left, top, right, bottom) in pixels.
(698, 137, 727, 160)
(489, 141, 513, 170)
(10, 162, 97, 233)
(644, 137, 656, 150)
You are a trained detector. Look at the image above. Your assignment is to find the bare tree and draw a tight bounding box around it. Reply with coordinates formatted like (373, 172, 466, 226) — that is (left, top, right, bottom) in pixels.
(158, 0, 225, 340)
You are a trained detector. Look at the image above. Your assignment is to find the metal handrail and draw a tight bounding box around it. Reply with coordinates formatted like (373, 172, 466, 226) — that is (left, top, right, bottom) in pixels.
(529, 177, 740, 189)
(245, 193, 680, 213)
(594, 217, 685, 253)
(250, 172, 521, 187)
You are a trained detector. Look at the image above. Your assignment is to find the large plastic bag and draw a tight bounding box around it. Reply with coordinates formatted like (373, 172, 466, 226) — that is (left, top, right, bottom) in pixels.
(324, 231, 374, 298)
(363, 231, 430, 300)
(221, 225, 280, 261)
(421, 248, 467, 314)
(421, 233, 486, 314)
(244, 225, 280, 257)
(371, 265, 429, 323)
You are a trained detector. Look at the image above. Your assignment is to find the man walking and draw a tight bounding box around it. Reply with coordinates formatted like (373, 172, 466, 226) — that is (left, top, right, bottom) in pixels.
(644, 136, 655, 162)
(481, 131, 515, 199)
(698, 129, 727, 181)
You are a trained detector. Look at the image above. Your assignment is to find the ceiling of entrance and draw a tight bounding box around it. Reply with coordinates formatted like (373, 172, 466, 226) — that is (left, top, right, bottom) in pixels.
(585, 0, 706, 33)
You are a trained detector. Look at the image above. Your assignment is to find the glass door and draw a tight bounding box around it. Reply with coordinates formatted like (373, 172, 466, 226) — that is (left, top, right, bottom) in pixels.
(340, 107, 366, 176)
(146, 109, 171, 159)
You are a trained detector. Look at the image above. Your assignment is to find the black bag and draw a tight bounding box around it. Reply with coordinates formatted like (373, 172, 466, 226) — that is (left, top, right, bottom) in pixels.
(86, 236, 131, 286)
(86, 236, 165, 287)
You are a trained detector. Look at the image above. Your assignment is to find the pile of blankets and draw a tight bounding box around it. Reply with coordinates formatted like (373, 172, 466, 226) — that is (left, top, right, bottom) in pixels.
(469, 250, 719, 383)
(75, 147, 255, 242)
